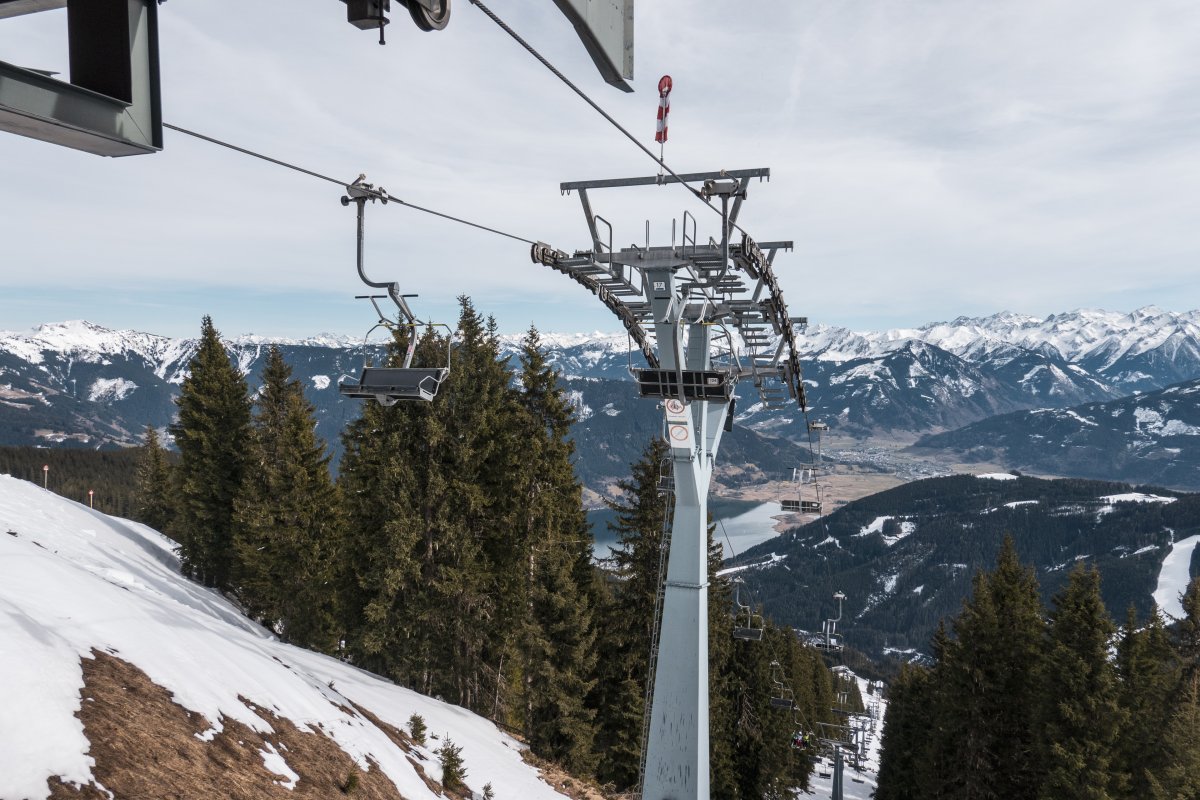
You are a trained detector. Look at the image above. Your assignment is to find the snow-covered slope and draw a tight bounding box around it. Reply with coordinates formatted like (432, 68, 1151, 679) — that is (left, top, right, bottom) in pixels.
(803, 670, 886, 800)
(0, 474, 574, 800)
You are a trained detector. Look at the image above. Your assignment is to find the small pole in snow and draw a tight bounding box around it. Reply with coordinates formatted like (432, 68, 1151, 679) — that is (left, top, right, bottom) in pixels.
(42, 464, 48, 489)
(88, 489, 94, 509)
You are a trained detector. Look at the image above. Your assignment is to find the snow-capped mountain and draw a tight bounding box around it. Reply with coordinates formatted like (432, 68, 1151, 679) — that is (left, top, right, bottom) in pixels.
(4, 308, 1200, 487)
(916, 378, 1200, 489)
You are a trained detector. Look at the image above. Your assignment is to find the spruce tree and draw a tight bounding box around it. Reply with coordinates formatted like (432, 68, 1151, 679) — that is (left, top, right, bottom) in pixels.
(1036, 564, 1123, 800)
(1147, 673, 1200, 800)
(232, 346, 342, 650)
(134, 424, 173, 532)
(514, 325, 598, 773)
(708, 528, 740, 799)
(876, 664, 934, 800)
(1114, 605, 1176, 798)
(928, 536, 1045, 800)
(590, 437, 670, 789)
(338, 300, 523, 712)
(1174, 578, 1200, 677)
(336, 365, 424, 678)
(170, 316, 251, 589)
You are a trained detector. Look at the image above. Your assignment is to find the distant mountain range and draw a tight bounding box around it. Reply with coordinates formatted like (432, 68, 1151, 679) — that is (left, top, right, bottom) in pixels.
(915, 379, 1200, 490)
(730, 473, 1200, 662)
(3, 307, 1200, 493)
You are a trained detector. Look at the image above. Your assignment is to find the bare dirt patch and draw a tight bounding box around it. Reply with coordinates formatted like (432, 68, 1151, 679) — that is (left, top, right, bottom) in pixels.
(54, 649, 409, 800)
(520, 751, 610, 800)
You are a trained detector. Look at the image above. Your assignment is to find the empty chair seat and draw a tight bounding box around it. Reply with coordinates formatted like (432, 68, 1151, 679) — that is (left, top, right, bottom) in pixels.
(769, 697, 794, 709)
(339, 367, 449, 404)
(733, 627, 764, 641)
(800, 500, 822, 514)
(781, 499, 802, 512)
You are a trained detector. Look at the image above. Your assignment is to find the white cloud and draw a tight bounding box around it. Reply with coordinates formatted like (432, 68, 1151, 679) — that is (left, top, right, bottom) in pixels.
(3, 0, 1200, 337)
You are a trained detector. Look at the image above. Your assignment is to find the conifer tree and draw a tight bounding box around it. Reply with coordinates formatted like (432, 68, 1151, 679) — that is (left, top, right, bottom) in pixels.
(336, 364, 424, 677)
(708, 529, 740, 799)
(514, 325, 598, 773)
(590, 437, 670, 789)
(876, 663, 934, 800)
(232, 346, 342, 650)
(1174, 578, 1200, 676)
(338, 300, 523, 711)
(1114, 605, 1176, 798)
(1147, 673, 1200, 800)
(134, 424, 173, 532)
(170, 316, 251, 589)
(937, 536, 1045, 800)
(1036, 564, 1123, 800)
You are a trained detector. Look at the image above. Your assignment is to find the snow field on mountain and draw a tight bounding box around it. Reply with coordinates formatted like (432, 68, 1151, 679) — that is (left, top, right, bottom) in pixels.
(855, 516, 915, 546)
(0, 475, 570, 800)
(1153, 533, 1200, 620)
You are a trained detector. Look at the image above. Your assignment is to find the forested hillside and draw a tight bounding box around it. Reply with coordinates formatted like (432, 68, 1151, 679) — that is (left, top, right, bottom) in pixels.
(0, 445, 147, 518)
(877, 541, 1200, 800)
(731, 473, 1200, 659)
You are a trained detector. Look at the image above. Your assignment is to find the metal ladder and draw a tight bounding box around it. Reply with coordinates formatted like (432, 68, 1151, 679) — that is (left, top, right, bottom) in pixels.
(637, 482, 675, 794)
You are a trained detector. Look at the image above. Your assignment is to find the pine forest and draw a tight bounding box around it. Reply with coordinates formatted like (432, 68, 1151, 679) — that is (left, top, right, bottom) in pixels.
(109, 302, 839, 797)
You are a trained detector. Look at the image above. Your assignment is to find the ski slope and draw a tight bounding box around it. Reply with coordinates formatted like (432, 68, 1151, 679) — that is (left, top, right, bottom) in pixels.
(1154, 533, 1200, 619)
(802, 671, 886, 800)
(0, 474, 574, 800)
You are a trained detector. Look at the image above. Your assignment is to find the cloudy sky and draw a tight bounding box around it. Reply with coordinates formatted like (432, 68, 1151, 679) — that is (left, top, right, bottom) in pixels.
(3, 0, 1200, 340)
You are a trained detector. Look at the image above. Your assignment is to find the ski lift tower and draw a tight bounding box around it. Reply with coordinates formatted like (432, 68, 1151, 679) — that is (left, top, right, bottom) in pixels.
(534, 167, 809, 800)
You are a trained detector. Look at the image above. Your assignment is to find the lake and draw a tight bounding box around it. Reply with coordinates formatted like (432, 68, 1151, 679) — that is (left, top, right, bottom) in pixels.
(589, 499, 787, 561)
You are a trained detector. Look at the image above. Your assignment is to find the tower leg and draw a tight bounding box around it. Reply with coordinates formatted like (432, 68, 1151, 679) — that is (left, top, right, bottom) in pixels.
(641, 466, 709, 800)
(641, 394, 727, 800)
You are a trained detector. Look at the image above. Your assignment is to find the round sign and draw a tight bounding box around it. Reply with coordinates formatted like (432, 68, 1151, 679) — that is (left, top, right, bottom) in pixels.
(669, 424, 689, 441)
(658, 75, 673, 96)
(665, 399, 685, 414)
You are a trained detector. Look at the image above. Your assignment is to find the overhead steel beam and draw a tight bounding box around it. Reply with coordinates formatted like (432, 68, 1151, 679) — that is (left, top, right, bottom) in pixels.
(561, 167, 771, 192)
(550, 0, 633, 92)
(0, 0, 161, 156)
(0, 0, 65, 20)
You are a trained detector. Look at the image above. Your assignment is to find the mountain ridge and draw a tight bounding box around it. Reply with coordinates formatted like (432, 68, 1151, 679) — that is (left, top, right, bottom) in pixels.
(5, 308, 1200, 495)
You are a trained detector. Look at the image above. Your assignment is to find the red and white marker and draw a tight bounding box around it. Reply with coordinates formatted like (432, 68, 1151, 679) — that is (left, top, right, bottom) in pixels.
(655, 75, 672, 144)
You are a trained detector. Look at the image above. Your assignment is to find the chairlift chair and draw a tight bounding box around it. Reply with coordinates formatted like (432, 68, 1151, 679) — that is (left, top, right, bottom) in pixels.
(813, 590, 846, 652)
(782, 466, 823, 514)
(337, 299, 451, 405)
(768, 660, 795, 709)
(731, 577, 764, 641)
(337, 177, 451, 405)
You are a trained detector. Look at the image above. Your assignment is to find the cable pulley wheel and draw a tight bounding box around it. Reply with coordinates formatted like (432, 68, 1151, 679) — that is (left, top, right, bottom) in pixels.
(404, 0, 450, 31)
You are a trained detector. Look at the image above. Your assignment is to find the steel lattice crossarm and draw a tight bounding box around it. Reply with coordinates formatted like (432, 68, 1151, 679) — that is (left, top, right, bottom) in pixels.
(531, 167, 809, 411)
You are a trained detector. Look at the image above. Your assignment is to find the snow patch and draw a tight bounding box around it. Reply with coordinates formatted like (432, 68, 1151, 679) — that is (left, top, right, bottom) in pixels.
(87, 378, 137, 403)
(565, 390, 592, 421)
(976, 472, 1018, 481)
(259, 742, 299, 790)
(310, 375, 331, 390)
(1100, 493, 1178, 509)
(856, 516, 892, 537)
